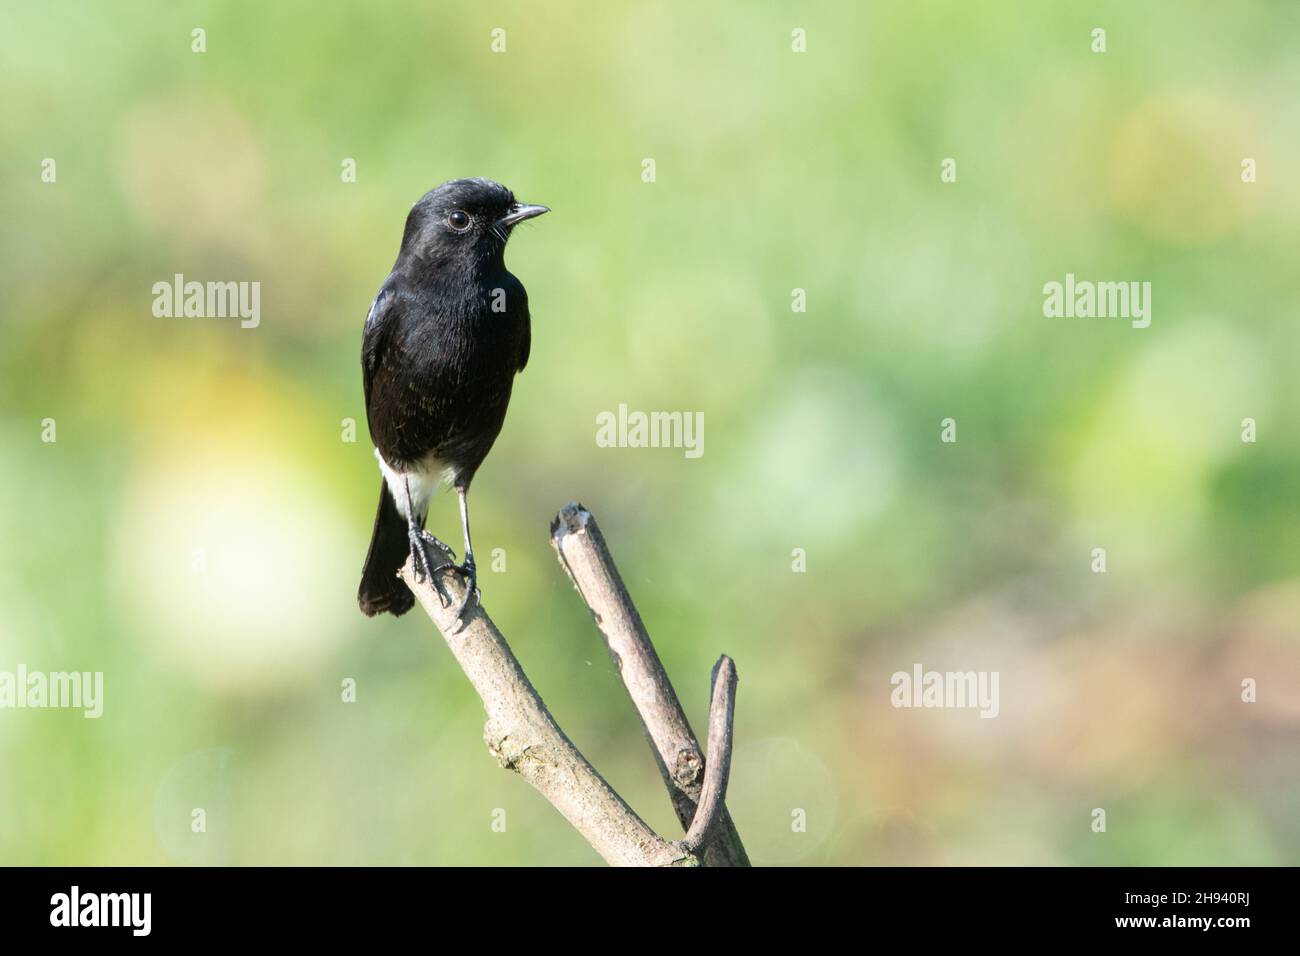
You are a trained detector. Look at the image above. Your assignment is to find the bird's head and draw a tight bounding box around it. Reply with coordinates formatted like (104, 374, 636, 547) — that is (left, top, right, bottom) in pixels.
(399, 178, 549, 271)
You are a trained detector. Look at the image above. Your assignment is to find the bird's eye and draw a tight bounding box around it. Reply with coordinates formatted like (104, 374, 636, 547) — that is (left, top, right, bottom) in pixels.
(448, 210, 471, 232)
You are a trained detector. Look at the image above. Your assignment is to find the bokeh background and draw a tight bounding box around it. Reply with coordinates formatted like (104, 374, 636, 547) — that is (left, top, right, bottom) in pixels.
(2, 0, 1298, 866)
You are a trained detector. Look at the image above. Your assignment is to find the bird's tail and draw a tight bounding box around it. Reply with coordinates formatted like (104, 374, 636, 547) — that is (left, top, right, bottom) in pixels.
(358, 478, 415, 617)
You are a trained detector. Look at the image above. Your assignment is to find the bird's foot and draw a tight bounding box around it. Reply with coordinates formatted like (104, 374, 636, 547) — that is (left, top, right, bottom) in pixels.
(434, 555, 479, 630)
(409, 529, 456, 607)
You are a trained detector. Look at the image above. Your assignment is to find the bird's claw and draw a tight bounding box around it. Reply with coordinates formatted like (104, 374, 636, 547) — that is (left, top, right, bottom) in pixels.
(409, 529, 456, 607)
(436, 556, 479, 630)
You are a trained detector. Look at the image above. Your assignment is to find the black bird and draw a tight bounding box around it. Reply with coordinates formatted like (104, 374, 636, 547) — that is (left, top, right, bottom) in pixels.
(357, 178, 548, 623)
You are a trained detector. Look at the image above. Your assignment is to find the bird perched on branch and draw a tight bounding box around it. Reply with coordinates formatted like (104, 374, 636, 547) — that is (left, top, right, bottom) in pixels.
(357, 178, 549, 624)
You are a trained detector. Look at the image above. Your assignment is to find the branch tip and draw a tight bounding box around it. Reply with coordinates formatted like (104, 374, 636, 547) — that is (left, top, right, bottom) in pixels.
(550, 501, 592, 542)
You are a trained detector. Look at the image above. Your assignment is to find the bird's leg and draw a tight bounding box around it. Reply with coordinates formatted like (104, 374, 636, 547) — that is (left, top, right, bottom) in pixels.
(404, 476, 454, 606)
(435, 484, 480, 627)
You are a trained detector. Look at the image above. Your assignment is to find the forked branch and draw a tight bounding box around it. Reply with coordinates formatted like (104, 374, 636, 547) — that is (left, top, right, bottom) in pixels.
(549, 503, 749, 866)
(398, 502, 747, 866)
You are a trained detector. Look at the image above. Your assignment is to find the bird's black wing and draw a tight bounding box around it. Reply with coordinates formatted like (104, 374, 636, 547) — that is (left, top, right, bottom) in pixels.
(361, 279, 400, 411)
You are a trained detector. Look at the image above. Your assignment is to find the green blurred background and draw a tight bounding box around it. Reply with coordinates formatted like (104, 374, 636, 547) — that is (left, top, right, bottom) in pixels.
(2, 1, 1298, 865)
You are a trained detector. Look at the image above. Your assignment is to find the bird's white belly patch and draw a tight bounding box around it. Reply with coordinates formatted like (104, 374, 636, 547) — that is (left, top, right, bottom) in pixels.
(375, 449, 451, 523)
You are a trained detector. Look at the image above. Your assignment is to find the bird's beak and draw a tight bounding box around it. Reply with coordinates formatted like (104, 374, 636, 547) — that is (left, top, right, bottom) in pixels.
(498, 202, 550, 228)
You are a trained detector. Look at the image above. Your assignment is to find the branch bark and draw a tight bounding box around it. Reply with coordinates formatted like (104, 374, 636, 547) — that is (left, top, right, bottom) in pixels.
(549, 503, 751, 866)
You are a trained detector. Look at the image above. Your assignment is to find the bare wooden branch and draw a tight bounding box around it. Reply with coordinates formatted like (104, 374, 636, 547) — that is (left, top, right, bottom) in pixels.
(399, 556, 693, 867)
(549, 503, 751, 866)
(681, 655, 737, 854)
